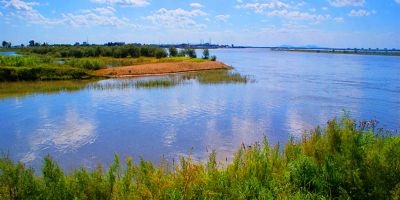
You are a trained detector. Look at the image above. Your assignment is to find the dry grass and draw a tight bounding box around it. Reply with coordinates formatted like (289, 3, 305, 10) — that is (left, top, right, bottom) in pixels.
(96, 61, 232, 77)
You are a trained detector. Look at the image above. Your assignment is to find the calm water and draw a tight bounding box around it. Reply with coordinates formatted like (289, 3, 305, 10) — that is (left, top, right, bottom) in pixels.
(1, 48, 400, 171)
(0, 51, 21, 56)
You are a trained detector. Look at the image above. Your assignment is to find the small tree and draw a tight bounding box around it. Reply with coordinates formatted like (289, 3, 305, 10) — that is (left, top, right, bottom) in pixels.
(168, 47, 178, 57)
(202, 48, 210, 59)
(155, 49, 167, 58)
(2, 41, 7, 48)
(186, 48, 197, 58)
(210, 55, 217, 61)
(29, 40, 35, 47)
(177, 49, 186, 57)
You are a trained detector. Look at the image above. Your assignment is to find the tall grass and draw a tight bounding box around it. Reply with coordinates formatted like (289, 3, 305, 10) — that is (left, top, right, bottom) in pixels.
(184, 69, 250, 84)
(1, 115, 399, 199)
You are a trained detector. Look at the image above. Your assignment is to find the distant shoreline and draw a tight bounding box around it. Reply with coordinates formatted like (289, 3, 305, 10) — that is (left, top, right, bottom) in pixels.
(271, 48, 400, 57)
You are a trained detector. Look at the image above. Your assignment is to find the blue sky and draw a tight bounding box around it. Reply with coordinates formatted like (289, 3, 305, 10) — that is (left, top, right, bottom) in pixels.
(1, 0, 400, 48)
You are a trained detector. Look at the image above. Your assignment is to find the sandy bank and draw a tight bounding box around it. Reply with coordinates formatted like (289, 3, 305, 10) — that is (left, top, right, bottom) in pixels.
(95, 61, 232, 77)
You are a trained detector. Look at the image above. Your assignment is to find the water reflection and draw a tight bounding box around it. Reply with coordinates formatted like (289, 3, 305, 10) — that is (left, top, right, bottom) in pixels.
(0, 69, 251, 99)
(22, 108, 96, 164)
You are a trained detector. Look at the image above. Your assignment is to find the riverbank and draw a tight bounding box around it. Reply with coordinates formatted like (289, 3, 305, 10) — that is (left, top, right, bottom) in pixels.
(0, 55, 228, 81)
(0, 116, 399, 199)
(96, 61, 232, 77)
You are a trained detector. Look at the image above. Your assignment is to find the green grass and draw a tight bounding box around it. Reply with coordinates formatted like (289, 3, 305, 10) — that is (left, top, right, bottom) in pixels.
(1, 115, 399, 199)
(184, 69, 250, 84)
(0, 55, 94, 81)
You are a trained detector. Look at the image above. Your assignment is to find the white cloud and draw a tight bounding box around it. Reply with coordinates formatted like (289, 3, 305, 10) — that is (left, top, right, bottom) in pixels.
(62, 7, 138, 28)
(334, 17, 344, 22)
(0, 11, 3, 16)
(190, 2, 203, 8)
(2, 0, 138, 28)
(90, 0, 150, 7)
(81, 6, 116, 15)
(348, 9, 372, 17)
(145, 8, 207, 29)
(215, 14, 230, 22)
(1, 0, 62, 25)
(236, 1, 289, 13)
(267, 10, 331, 23)
(1, 0, 39, 11)
(395, 0, 400, 4)
(329, 0, 365, 7)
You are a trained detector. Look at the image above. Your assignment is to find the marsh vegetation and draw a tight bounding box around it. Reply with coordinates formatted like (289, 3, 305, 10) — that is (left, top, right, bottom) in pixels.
(0, 46, 219, 81)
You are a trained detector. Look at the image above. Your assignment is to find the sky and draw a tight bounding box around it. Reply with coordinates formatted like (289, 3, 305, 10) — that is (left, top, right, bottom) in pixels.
(1, 0, 400, 48)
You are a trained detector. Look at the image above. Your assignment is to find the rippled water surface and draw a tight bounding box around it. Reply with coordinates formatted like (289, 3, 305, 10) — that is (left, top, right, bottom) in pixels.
(1, 48, 400, 170)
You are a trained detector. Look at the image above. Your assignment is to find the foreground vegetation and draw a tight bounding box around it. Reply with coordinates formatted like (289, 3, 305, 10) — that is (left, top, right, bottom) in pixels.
(1, 116, 399, 199)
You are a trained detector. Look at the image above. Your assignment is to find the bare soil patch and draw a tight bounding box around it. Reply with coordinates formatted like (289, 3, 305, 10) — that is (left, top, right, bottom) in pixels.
(96, 61, 232, 77)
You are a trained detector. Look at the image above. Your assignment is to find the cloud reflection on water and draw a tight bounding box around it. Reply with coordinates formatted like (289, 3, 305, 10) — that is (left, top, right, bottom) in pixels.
(22, 108, 96, 163)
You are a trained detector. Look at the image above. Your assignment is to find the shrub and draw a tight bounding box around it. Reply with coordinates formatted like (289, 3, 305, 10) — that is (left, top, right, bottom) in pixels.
(168, 47, 178, 57)
(203, 48, 210, 59)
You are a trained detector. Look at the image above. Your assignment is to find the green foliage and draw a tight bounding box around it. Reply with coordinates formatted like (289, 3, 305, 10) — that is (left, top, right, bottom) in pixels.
(186, 48, 197, 58)
(168, 47, 178, 57)
(0, 55, 93, 81)
(210, 55, 217, 61)
(203, 48, 210, 59)
(1, 116, 399, 199)
(0, 66, 90, 81)
(65, 59, 105, 70)
(155, 49, 168, 59)
(17, 45, 171, 59)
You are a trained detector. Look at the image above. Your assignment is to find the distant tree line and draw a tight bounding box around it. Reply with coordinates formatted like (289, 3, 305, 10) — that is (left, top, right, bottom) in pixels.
(19, 45, 169, 59)
(20, 45, 205, 59)
(11, 41, 219, 60)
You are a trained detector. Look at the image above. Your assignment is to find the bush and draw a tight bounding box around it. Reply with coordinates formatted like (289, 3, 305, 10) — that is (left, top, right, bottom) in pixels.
(210, 55, 217, 61)
(0, 66, 90, 81)
(65, 59, 105, 70)
(186, 48, 197, 58)
(203, 48, 209, 59)
(168, 47, 178, 57)
(155, 49, 167, 59)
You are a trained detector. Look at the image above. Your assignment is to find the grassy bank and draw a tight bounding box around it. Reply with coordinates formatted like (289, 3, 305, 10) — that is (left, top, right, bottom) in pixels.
(1, 115, 399, 199)
(0, 55, 93, 81)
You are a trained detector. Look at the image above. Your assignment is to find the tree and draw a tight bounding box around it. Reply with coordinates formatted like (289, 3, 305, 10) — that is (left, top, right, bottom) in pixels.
(202, 48, 210, 59)
(155, 49, 167, 58)
(168, 47, 178, 57)
(186, 48, 197, 58)
(2, 41, 11, 48)
(29, 40, 35, 47)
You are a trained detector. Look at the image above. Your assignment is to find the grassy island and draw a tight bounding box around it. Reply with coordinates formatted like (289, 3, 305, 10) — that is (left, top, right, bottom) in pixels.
(0, 46, 225, 81)
(1, 115, 399, 199)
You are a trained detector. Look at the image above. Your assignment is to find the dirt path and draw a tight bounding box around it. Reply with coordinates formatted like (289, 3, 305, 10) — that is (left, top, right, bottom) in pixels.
(96, 61, 231, 77)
